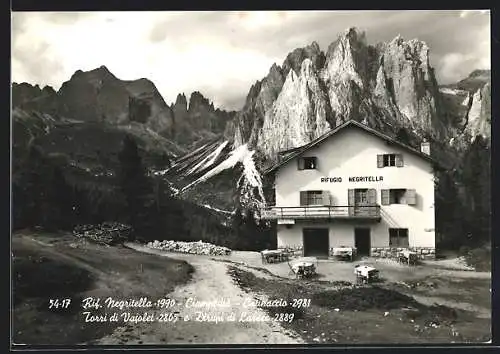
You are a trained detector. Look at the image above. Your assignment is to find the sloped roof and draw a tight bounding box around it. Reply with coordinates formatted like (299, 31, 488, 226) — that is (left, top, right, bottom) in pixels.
(264, 120, 437, 174)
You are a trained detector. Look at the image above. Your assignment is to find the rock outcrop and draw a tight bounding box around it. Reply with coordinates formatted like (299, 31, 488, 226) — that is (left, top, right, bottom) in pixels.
(259, 59, 332, 157)
(440, 70, 491, 148)
(12, 83, 61, 117)
(12, 67, 236, 151)
(229, 27, 451, 160)
(170, 91, 235, 148)
(57, 66, 175, 134)
(459, 81, 491, 144)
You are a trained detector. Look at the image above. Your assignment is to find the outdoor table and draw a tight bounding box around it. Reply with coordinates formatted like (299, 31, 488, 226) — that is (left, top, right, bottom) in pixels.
(399, 250, 418, 265)
(261, 250, 288, 263)
(290, 257, 318, 278)
(354, 264, 380, 283)
(332, 247, 356, 261)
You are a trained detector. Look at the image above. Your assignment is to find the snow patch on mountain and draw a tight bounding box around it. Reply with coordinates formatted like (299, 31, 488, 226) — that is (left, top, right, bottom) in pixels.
(202, 204, 233, 215)
(186, 140, 228, 175)
(440, 87, 468, 96)
(177, 144, 265, 207)
(467, 90, 482, 124)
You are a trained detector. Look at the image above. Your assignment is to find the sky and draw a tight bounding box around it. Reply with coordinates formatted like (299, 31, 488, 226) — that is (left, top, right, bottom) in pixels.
(11, 10, 490, 111)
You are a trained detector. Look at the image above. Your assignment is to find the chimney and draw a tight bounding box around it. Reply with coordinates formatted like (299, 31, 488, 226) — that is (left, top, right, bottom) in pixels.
(420, 139, 431, 155)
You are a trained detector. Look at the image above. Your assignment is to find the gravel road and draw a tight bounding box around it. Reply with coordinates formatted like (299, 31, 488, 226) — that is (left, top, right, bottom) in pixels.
(97, 243, 303, 345)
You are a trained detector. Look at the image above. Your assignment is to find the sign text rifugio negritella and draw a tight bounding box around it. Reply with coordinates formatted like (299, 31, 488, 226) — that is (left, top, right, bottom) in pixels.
(320, 176, 384, 183)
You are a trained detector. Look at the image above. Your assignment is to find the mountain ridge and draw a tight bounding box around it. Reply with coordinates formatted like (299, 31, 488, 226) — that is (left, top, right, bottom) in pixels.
(11, 27, 491, 213)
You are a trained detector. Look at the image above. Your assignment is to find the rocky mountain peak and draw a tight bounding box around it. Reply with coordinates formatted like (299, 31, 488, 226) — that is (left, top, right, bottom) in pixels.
(66, 65, 117, 87)
(283, 41, 325, 75)
(385, 35, 431, 72)
(12, 82, 60, 113)
(449, 69, 491, 93)
(268, 63, 282, 77)
(391, 34, 404, 45)
(93, 65, 113, 76)
(344, 27, 366, 42)
(41, 85, 56, 94)
(323, 27, 368, 89)
(174, 93, 188, 110)
(259, 56, 331, 157)
(229, 27, 456, 158)
(468, 69, 491, 79)
(189, 91, 214, 112)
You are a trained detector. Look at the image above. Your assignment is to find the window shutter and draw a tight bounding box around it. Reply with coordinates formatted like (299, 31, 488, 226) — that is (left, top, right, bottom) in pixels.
(347, 189, 354, 216)
(322, 191, 330, 205)
(396, 154, 404, 167)
(299, 191, 307, 206)
(298, 157, 305, 170)
(312, 157, 317, 169)
(381, 189, 390, 205)
(405, 189, 416, 205)
(367, 189, 377, 205)
(377, 154, 384, 168)
(348, 189, 355, 206)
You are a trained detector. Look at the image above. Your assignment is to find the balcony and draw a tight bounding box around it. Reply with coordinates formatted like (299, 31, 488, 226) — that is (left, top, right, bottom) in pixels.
(260, 205, 381, 222)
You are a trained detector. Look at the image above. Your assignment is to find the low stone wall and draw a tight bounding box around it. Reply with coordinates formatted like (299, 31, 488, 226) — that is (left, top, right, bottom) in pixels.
(370, 247, 435, 260)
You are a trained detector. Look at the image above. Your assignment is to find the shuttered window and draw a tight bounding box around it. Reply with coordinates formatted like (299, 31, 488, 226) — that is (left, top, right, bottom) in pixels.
(300, 191, 307, 205)
(377, 155, 384, 168)
(395, 154, 404, 167)
(298, 157, 317, 170)
(367, 189, 377, 205)
(348, 189, 355, 216)
(298, 158, 305, 170)
(380, 189, 417, 205)
(377, 154, 403, 168)
(389, 228, 409, 247)
(299, 190, 325, 205)
(381, 189, 390, 205)
(322, 191, 331, 205)
(405, 189, 417, 205)
(355, 189, 369, 204)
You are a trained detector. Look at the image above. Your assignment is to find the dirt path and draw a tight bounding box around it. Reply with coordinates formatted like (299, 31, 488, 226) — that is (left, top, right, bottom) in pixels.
(97, 243, 303, 344)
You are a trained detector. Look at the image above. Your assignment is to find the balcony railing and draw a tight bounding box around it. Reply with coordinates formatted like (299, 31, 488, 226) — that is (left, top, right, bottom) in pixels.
(260, 205, 381, 221)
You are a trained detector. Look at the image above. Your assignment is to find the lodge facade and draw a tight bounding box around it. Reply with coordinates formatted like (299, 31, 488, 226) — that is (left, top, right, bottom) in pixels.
(261, 120, 436, 260)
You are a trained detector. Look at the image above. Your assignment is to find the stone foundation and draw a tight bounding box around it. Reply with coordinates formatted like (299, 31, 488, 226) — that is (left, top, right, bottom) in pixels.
(370, 247, 435, 260)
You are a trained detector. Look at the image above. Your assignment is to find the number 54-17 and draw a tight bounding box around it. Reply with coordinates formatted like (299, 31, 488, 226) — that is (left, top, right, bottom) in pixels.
(49, 299, 71, 309)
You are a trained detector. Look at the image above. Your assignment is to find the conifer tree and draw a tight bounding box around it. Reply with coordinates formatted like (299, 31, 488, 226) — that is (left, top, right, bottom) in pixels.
(117, 135, 153, 238)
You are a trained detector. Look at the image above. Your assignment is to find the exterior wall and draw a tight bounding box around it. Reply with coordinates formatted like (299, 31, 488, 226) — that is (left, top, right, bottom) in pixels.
(273, 127, 435, 256)
(277, 222, 435, 259)
(277, 222, 355, 251)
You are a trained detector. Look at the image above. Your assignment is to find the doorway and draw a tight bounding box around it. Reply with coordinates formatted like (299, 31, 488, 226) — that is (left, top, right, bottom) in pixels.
(303, 228, 329, 258)
(354, 228, 371, 256)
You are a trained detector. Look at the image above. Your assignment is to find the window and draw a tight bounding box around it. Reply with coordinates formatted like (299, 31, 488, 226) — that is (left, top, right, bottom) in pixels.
(300, 190, 329, 206)
(348, 189, 377, 206)
(298, 157, 317, 170)
(390, 189, 406, 204)
(385, 154, 396, 167)
(377, 154, 403, 168)
(355, 189, 368, 204)
(381, 189, 416, 205)
(306, 191, 323, 205)
(389, 228, 409, 247)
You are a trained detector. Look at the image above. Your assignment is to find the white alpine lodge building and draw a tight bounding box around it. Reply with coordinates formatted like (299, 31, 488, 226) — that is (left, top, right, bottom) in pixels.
(261, 120, 437, 260)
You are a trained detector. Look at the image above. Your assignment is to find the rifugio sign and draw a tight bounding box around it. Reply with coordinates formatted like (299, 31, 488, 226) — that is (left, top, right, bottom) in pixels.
(320, 176, 384, 183)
